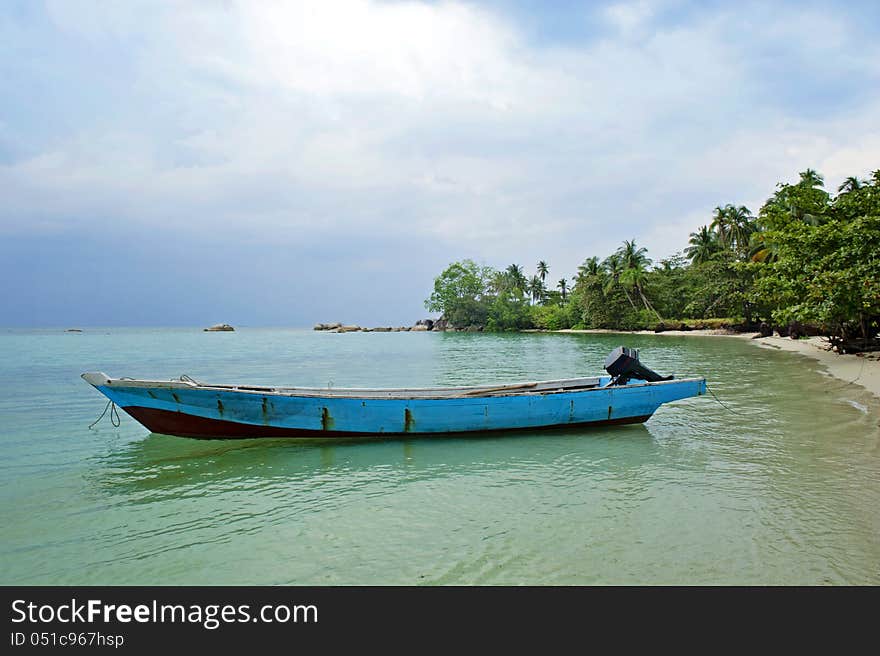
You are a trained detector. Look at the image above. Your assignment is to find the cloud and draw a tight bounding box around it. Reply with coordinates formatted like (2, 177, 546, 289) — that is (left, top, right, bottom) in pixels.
(604, 0, 655, 35)
(1, 0, 879, 324)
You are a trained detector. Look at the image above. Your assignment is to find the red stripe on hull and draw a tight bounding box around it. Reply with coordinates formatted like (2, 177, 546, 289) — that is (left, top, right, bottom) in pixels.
(121, 405, 652, 440)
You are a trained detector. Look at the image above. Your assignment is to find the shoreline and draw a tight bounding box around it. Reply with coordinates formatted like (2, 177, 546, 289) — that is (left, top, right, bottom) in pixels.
(749, 335, 880, 400)
(556, 328, 880, 400)
(554, 328, 744, 337)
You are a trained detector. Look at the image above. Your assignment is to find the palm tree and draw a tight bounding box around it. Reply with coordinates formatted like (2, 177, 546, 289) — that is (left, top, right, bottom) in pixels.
(710, 204, 754, 252)
(685, 225, 718, 265)
(577, 256, 601, 280)
(537, 260, 549, 284)
(728, 205, 754, 252)
(710, 205, 731, 246)
(602, 254, 638, 310)
(620, 262, 662, 320)
(799, 168, 824, 189)
(505, 264, 527, 293)
(616, 239, 651, 270)
(838, 176, 863, 193)
(527, 275, 544, 305)
(557, 278, 569, 303)
(615, 239, 659, 313)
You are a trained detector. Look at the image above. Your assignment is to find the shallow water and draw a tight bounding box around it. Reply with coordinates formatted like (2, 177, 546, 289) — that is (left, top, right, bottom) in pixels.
(1, 328, 878, 584)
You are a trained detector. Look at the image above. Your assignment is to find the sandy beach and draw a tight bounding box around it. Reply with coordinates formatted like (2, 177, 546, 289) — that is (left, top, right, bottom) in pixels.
(557, 328, 880, 400)
(556, 328, 741, 337)
(748, 335, 880, 399)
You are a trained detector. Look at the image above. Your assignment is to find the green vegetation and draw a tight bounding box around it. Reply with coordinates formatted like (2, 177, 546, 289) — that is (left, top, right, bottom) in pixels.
(425, 168, 880, 352)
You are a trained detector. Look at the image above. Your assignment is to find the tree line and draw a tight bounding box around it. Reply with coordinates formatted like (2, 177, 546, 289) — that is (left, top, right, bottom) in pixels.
(425, 167, 880, 352)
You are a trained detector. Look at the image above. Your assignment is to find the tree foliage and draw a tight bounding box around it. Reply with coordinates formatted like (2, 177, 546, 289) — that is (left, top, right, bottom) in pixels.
(425, 168, 880, 350)
(425, 259, 494, 327)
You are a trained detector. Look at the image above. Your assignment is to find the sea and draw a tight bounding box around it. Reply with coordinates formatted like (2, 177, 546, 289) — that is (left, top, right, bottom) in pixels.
(1, 328, 878, 584)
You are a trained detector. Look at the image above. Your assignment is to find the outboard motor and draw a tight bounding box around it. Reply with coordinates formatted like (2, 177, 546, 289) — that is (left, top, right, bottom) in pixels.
(604, 346, 673, 385)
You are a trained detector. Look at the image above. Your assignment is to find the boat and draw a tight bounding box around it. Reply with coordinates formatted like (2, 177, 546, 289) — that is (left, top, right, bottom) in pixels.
(81, 347, 706, 439)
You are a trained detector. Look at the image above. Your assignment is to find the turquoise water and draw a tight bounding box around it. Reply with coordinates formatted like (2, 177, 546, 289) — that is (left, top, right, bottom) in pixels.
(1, 328, 878, 585)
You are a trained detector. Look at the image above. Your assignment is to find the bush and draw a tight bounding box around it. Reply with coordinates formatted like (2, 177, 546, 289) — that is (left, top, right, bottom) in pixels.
(530, 304, 571, 330)
(485, 296, 533, 331)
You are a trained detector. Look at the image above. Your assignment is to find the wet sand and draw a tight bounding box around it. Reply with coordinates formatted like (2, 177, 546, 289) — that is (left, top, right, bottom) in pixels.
(749, 335, 880, 399)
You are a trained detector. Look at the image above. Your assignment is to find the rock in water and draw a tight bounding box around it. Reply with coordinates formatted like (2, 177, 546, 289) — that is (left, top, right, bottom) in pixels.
(204, 323, 235, 332)
(314, 322, 343, 331)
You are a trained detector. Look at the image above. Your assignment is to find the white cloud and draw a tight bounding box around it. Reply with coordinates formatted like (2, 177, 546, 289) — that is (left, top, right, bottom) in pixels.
(604, 0, 656, 35)
(2, 0, 879, 283)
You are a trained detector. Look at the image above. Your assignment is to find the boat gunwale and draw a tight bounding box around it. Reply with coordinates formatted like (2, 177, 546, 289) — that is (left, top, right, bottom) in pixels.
(83, 372, 706, 400)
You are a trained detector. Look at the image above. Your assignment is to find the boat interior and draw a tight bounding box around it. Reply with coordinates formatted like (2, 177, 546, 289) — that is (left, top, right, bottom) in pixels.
(99, 374, 607, 399)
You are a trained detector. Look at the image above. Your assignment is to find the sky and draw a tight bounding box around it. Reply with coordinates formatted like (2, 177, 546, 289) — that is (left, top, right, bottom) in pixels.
(1, 0, 879, 327)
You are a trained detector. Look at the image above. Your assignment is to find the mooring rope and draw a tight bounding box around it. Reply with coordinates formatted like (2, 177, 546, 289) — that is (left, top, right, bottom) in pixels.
(88, 400, 120, 429)
(704, 382, 745, 416)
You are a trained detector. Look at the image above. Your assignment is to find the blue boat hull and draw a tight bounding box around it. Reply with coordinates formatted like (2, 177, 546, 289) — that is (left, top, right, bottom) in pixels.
(82, 374, 706, 439)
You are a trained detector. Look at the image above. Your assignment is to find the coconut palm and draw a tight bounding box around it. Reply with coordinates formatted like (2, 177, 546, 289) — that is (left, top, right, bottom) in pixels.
(577, 256, 601, 280)
(620, 262, 662, 320)
(537, 260, 549, 284)
(838, 176, 863, 193)
(527, 275, 544, 305)
(616, 239, 660, 313)
(727, 205, 755, 251)
(799, 168, 824, 189)
(602, 254, 637, 310)
(685, 225, 718, 264)
(557, 278, 569, 303)
(616, 239, 651, 270)
(709, 206, 731, 246)
(505, 264, 527, 293)
(710, 204, 754, 254)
